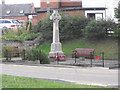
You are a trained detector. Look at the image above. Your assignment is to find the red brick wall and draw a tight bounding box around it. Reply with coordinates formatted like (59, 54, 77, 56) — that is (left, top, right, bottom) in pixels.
(32, 13, 48, 25)
(32, 0, 84, 25)
(41, 0, 47, 9)
(61, 0, 82, 7)
(37, 13, 48, 20)
(32, 16, 38, 25)
(61, 10, 84, 16)
(49, 0, 82, 8)
(49, 0, 60, 8)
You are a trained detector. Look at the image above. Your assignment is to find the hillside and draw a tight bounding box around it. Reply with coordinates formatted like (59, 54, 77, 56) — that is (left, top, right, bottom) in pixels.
(38, 38, 118, 58)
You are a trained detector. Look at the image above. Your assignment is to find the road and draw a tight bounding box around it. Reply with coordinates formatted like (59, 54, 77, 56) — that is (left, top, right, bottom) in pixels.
(0, 64, 119, 88)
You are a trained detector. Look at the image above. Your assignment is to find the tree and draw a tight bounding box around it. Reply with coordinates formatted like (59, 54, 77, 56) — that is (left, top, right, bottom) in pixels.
(115, 1, 120, 21)
(85, 20, 106, 39)
(114, 2, 120, 38)
(84, 19, 116, 39)
(36, 14, 89, 42)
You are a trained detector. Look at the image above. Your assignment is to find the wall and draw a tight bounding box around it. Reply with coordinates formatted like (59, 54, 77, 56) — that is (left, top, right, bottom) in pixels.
(60, 0, 82, 7)
(49, 0, 60, 8)
(82, 0, 119, 22)
(61, 10, 84, 16)
(32, 13, 48, 24)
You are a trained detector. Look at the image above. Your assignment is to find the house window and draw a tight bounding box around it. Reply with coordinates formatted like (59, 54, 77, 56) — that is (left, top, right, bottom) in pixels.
(19, 10, 24, 14)
(87, 13, 95, 19)
(6, 10, 11, 14)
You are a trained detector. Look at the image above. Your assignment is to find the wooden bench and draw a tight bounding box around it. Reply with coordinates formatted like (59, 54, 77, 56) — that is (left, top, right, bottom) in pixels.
(72, 48, 95, 59)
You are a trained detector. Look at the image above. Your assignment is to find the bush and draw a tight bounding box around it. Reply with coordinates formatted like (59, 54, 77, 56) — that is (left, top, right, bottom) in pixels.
(35, 15, 89, 42)
(85, 20, 106, 39)
(59, 15, 89, 41)
(26, 48, 50, 64)
(84, 19, 116, 39)
(2, 46, 13, 60)
(113, 24, 120, 38)
(2, 29, 41, 41)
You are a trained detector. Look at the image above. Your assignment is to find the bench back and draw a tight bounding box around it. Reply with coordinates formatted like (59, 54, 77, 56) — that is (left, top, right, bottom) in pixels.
(72, 48, 95, 58)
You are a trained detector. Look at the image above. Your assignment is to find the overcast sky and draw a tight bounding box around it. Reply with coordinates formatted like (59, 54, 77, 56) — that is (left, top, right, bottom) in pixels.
(0, 0, 40, 7)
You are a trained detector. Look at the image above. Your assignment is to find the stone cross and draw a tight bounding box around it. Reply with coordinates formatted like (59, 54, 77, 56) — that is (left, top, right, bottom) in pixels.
(49, 10, 64, 57)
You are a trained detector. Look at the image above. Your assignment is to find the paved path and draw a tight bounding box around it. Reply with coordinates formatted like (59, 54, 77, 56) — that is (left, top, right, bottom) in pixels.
(0, 64, 119, 88)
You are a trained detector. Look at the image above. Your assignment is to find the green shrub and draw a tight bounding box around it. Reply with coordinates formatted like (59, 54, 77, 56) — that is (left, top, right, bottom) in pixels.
(2, 46, 13, 60)
(2, 29, 41, 41)
(26, 48, 50, 64)
(59, 15, 89, 41)
(113, 24, 120, 38)
(35, 15, 89, 42)
(84, 19, 116, 39)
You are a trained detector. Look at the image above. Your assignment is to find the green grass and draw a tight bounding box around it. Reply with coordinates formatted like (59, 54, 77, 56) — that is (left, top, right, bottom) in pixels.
(38, 42, 51, 55)
(0, 75, 2, 90)
(2, 30, 41, 41)
(1, 75, 106, 88)
(39, 38, 118, 58)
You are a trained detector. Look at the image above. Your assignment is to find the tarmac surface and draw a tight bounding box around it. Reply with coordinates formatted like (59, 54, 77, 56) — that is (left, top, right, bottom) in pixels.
(0, 57, 119, 88)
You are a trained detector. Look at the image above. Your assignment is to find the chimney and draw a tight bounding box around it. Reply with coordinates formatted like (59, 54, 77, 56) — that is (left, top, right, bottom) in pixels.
(41, 0, 47, 9)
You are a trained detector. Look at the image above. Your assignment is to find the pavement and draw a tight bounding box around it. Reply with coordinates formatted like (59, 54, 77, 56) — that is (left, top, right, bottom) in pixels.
(1, 57, 119, 69)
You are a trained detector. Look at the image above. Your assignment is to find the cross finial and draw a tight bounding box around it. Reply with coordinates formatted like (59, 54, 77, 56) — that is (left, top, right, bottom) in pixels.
(50, 10, 61, 21)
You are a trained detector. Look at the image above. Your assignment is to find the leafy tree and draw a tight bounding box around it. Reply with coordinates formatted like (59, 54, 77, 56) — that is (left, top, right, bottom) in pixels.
(114, 2, 120, 38)
(85, 20, 106, 39)
(84, 19, 116, 39)
(59, 15, 89, 41)
(36, 15, 89, 42)
(115, 1, 120, 21)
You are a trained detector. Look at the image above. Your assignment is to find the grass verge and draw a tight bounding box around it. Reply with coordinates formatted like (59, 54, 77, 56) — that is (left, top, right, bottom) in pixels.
(1, 75, 106, 88)
(38, 38, 118, 58)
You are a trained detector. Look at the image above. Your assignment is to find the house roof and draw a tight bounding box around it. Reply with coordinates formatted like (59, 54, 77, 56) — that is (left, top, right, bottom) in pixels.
(0, 4, 33, 17)
(37, 7, 107, 13)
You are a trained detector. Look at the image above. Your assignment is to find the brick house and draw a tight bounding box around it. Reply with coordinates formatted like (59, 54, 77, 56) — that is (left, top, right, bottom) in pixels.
(0, 0, 107, 25)
(34, 0, 84, 25)
(0, 1, 35, 26)
(30, 0, 106, 25)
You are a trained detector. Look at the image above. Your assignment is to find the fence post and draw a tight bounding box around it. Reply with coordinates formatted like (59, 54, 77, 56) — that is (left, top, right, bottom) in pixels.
(6, 49, 8, 60)
(75, 52, 77, 63)
(57, 53, 59, 64)
(22, 49, 26, 60)
(90, 52, 93, 67)
(101, 52, 105, 67)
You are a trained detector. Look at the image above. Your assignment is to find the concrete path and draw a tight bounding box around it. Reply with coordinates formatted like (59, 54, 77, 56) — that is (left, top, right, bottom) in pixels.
(0, 64, 119, 88)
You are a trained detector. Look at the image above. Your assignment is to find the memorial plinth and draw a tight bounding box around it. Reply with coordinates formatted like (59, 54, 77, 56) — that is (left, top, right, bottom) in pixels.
(49, 10, 64, 57)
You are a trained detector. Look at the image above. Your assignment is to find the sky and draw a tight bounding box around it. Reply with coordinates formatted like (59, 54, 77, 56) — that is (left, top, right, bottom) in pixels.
(0, 0, 40, 7)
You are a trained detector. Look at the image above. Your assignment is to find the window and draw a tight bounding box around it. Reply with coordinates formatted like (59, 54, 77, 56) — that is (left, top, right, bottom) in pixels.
(0, 20, 4, 24)
(6, 11, 11, 14)
(12, 20, 20, 24)
(4, 20, 11, 23)
(19, 10, 24, 14)
(87, 13, 95, 19)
